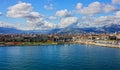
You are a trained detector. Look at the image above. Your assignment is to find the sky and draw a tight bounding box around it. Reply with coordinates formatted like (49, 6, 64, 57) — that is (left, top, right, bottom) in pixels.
(0, 0, 120, 30)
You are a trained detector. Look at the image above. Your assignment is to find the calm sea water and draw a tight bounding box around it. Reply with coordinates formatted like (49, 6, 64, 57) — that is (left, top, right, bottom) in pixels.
(0, 44, 120, 70)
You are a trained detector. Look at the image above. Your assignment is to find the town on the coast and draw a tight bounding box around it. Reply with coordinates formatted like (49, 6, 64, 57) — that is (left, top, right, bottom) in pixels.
(0, 33, 120, 48)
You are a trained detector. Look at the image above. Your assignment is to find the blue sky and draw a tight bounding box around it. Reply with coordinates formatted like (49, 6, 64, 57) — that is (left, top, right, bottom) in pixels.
(0, 0, 112, 15)
(0, 0, 120, 30)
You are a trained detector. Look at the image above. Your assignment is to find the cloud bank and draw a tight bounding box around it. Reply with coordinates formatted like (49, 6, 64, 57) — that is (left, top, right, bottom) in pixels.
(76, 2, 118, 16)
(6, 2, 56, 30)
(0, 1, 120, 31)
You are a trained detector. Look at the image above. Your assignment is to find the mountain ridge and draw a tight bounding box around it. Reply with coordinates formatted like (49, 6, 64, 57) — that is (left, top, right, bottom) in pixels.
(0, 24, 120, 34)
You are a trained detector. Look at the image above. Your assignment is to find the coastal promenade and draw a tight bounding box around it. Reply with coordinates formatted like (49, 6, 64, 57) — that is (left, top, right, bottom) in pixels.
(74, 40, 120, 48)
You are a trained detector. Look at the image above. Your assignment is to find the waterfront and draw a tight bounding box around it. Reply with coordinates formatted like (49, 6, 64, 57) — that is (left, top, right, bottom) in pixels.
(0, 44, 120, 70)
(0, 34, 120, 48)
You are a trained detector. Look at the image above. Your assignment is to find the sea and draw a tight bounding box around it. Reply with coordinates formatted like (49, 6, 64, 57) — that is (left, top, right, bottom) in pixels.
(0, 44, 120, 70)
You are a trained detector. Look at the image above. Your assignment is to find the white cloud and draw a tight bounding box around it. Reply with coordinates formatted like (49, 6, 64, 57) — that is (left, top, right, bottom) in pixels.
(0, 21, 56, 31)
(0, 22, 21, 28)
(7, 2, 56, 30)
(42, 21, 56, 29)
(44, 4, 54, 10)
(7, 2, 33, 18)
(76, 2, 102, 16)
(25, 21, 56, 30)
(48, 16, 57, 20)
(4, 1, 120, 31)
(0, 12, 2, 16)
(56, 9, 71, 17)
(75, 2, 120, 28)
(112, 0, 120, 4)
(116, 11, 120, 17)
(0, 21, 29, 30)
(77, 15, 120, 28)
(104, 4, 118, 13)
(76, 2, 118, 16)
(0, 22, 9, 27)
(30, 12, 40, 17)
(58, 17, 78, 28)
(76, 3, 83, 9)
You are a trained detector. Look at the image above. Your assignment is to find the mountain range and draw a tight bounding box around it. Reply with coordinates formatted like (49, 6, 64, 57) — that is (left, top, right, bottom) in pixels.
(0, 24, 120, 34)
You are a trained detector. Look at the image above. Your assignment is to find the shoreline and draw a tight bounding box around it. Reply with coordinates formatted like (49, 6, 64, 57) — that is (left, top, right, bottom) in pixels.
(0, 42, 58, 46)
(73, 41, 120, 48)
(0, 42, 120, 48)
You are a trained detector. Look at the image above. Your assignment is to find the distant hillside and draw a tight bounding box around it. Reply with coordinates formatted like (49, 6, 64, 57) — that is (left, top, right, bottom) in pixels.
(101, 24, 120, 33)
(0, 24, 120, 34)
(0, 27, 51, 34)
(56, 24, 120, 34)
(0, 27, 24, 34)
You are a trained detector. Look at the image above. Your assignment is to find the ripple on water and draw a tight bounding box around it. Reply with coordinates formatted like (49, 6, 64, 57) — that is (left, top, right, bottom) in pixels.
(0, 44, 120, 70)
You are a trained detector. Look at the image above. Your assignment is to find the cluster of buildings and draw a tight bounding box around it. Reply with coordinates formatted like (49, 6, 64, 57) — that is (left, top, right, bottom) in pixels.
(0, 33, 120, 46)
(72, 33, 120, 46)
(0, 34, 73, 42)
